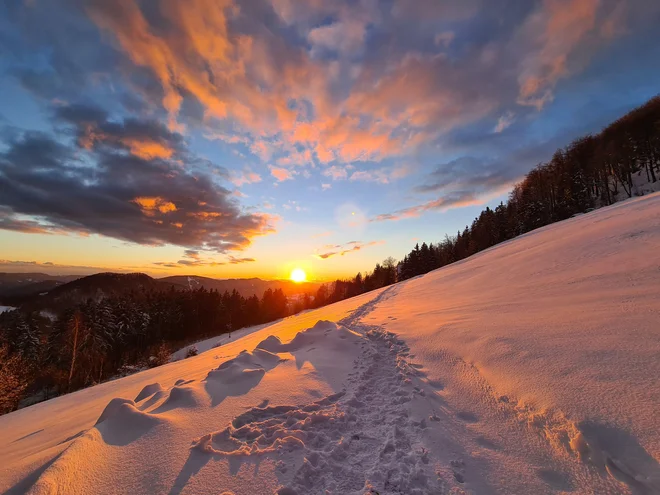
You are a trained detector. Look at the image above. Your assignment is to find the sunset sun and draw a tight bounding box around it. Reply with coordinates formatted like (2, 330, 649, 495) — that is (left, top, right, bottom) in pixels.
(290, 268, 307, 283)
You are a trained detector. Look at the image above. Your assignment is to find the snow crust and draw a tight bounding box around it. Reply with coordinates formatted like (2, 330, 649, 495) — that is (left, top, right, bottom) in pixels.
(1, 193, 660, 494)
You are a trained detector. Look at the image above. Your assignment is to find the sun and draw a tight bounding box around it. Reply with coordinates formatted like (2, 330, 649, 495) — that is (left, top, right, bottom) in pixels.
(290, 268, 307, 283)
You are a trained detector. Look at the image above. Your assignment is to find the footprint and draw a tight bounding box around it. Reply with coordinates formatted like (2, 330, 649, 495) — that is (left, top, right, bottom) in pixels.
(537, 469, 573, 491)
(456, 411, 479, 423)
(476, 436, 500, 450)
(426, 379, 444, 390)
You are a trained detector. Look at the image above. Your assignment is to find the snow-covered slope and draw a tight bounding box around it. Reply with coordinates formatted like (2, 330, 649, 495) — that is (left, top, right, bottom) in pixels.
(2, 193, 660, 495)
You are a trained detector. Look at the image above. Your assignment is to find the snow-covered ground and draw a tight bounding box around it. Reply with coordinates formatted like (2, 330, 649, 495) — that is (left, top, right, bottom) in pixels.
(1, 193, 660, 494)
(170, 321, 280, 361)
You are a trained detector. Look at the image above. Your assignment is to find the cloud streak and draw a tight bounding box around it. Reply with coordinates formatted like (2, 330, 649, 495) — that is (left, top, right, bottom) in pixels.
(315, 240, 384, 259)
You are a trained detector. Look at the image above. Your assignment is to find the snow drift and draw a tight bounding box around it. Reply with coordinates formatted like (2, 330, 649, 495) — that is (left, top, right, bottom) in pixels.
(1, 193, 660, 494)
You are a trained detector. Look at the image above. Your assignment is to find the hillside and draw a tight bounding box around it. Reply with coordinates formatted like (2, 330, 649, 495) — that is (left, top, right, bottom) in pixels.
(159, 276, 321, 298)
(1, 193, 659, 494)
(7, 272, 182, 311)
(0, 273, 80, 301)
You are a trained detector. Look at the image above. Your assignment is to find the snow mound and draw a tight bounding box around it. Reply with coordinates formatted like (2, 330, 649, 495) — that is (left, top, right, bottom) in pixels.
(256, 320, 360, 354)
(134, 383, 164, 402)
(152, 385, 203, 414)
(94, 398, 164, 445)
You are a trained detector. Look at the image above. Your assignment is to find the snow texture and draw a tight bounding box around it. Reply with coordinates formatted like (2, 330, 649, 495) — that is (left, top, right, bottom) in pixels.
(1, 193, 660, 494)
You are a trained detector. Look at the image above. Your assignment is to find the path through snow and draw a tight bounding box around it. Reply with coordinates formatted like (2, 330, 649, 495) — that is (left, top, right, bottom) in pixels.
(185, 285, 464, 494)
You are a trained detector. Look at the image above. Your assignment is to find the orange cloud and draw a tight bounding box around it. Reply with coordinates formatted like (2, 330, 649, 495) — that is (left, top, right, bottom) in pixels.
(269, 166, 294, 182)
(134, 196, 177, 216)
(74, 120, 177, 160)
(84, 0, 471, 171)
(122, 139, 174, 160)
(517, 0, 601, 109)
(314, 240, 385, 259)
(230, 168, 262, 187)
(372, 194, 483, 222)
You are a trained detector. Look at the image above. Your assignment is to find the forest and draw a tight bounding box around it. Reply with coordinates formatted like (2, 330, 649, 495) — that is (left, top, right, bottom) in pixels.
(0, 287, 290, 413)
(1, 96, 659, 414)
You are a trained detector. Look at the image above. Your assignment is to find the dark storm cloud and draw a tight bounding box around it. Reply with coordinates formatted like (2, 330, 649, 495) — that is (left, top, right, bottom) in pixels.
(0, 106, 275, 252)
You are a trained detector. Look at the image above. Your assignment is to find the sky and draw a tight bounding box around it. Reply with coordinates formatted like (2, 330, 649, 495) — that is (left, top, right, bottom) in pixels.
(0, 0, 659, 281)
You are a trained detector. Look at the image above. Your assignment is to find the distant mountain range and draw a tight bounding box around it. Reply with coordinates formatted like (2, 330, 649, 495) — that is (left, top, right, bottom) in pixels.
(159, 275, 321, 298)
(0, 273, 81, 298)
(0, 272, 321, 310)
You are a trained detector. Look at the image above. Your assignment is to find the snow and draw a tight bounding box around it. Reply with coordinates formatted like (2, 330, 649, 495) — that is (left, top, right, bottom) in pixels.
(170, 321, 277, 361)
(0, 305, 16, 313)
(2, 193, 660, 494)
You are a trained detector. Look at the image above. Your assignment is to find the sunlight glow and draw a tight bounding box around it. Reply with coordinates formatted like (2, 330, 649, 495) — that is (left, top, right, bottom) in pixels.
(290, 268, 307, 283)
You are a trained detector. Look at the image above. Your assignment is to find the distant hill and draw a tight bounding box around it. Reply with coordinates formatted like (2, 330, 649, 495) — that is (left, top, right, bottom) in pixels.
(4, 272, 321, 311)
(159, 275, 321, 298)
(0, 273, 80, 300)
(7, 272, 183, 311)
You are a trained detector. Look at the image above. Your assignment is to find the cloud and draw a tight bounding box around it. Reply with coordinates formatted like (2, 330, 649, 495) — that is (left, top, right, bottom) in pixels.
(230, 168, 262, 187)
(0, 104, 276, 253)
(314, 240, 385, 259)
(368, 154, 524, 222)
(155, 252, 255, 268)
(28, 0, 503, 172)
(515, 0, 605, 110)
(184, 249, 201, 260)
(308, 19, 367, 55)
(373, 157, 520, 222)
(133, 197, 178, 216)
(349, 164, 412, 184)
(391, 0, 480, 21)
(493, 112, 515, 133)
(282, 200, 307, 212)
(434, 32, 455, 48)
(0, 259, 123, 276)
(269, 166, 294, 182)
(53, 103, 184, 159)
(321, 183, 331, 190)
(322, 165, 353, 180)
(414, 156, 521, 196)
(0, 208, 76, 236)
(2, 0, 659, 214)
(371, 192, 484, 222)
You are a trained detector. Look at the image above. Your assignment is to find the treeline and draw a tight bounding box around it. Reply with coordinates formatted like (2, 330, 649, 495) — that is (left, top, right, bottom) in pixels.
(316, 96, 660, 299)
(0, 286, 290, 413)
(398, 95, 660, 278)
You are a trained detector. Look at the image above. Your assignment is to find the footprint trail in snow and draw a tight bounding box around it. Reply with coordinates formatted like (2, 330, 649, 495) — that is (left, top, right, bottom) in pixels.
(191, 289, 465, 494)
